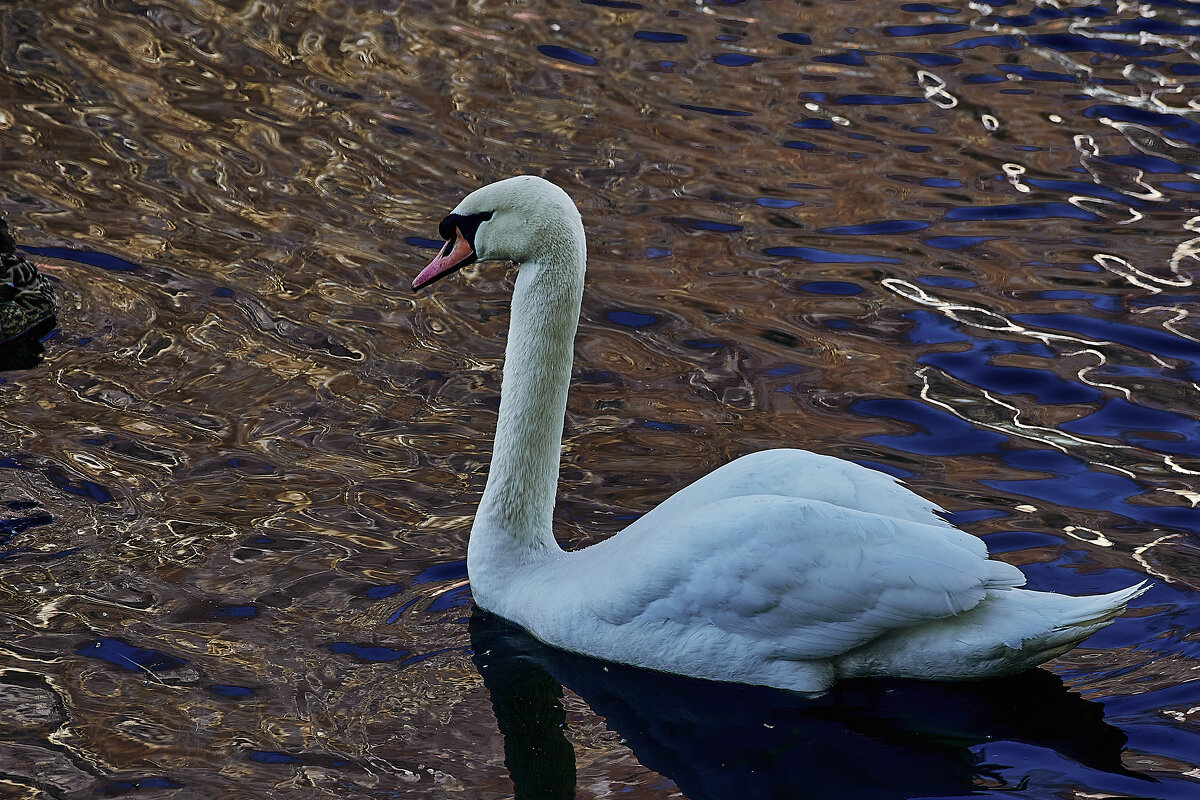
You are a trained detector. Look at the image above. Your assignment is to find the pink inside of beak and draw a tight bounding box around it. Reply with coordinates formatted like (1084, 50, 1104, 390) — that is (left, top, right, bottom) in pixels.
(412, 233, 475, 291)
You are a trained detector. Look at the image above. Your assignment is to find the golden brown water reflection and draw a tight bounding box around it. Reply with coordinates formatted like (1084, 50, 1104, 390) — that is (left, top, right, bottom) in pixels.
(1, 0, 1199, 797)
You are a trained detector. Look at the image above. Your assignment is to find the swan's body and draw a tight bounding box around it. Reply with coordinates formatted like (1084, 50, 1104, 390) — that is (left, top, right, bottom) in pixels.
(413, 175, 1147, 693)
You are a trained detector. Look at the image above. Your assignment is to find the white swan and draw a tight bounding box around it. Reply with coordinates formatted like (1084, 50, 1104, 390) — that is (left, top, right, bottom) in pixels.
(412, 175, 1148, 693)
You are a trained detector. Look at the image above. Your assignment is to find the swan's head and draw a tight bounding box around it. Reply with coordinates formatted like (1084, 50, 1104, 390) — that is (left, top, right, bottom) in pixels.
(412, 175, 583, 291)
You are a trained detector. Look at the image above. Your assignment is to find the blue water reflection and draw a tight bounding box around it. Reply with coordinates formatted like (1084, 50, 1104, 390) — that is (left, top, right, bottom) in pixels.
(855, 398, 1008, 455)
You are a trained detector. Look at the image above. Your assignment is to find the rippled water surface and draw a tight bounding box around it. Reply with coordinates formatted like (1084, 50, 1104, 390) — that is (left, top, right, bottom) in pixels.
(1, 0, 1199, 797)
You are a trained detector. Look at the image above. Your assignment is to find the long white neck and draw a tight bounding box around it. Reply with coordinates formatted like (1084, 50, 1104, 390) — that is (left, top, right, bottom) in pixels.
(468, 229, 585, 592)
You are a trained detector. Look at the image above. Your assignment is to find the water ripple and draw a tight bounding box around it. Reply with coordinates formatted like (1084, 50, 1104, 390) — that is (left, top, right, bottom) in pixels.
(1, 0, 1198, 797)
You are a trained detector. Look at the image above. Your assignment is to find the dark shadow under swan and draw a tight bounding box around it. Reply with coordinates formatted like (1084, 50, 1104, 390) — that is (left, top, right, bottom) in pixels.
(470, 610, 1152, 800)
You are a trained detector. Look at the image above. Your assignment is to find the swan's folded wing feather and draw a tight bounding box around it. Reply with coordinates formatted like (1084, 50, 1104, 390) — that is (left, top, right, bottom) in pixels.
(630, 449, 954, 533)
(584, 494, 1017, 661)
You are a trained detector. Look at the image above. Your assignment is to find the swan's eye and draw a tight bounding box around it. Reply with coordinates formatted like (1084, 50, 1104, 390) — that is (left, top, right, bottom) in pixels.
(438, 211, 494, 246)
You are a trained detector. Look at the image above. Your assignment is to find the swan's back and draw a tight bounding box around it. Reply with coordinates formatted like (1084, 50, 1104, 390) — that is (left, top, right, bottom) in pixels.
(628, 448, 953, 534)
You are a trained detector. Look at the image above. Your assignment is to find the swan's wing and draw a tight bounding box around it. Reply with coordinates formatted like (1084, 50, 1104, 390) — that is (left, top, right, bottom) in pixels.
(631, 449, 952, 531)
(583, 494, 1024, 661)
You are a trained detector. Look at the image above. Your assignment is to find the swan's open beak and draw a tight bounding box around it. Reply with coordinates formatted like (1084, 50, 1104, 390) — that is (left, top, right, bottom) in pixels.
(412, 229, 476, 291)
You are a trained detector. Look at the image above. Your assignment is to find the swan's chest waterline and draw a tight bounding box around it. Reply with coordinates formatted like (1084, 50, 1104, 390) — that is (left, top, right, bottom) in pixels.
(467, 256, 584, 608)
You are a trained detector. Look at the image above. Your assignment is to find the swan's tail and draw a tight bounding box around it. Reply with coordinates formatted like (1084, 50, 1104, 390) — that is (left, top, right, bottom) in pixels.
(834, 581, 1151, 681)
(1016, 580, 1151, 665)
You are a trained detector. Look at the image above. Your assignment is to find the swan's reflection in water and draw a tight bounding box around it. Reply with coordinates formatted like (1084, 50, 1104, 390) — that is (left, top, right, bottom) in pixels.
(470, 611, 1145, 800)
